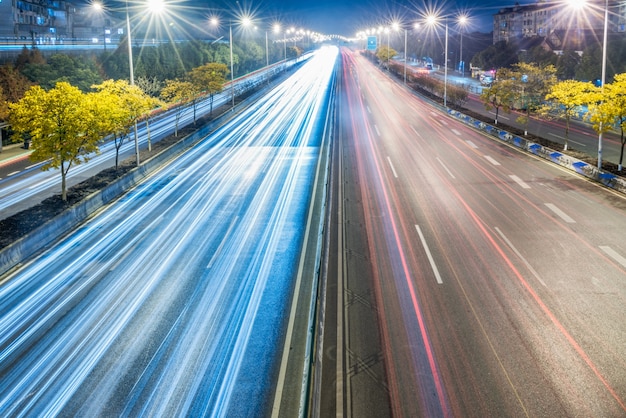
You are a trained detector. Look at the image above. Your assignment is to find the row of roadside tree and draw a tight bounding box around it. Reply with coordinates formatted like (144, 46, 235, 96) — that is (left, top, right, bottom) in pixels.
(7, 60, 229, 201)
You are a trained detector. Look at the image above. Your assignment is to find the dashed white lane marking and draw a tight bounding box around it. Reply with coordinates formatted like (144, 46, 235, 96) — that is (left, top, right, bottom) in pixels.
(436, 157, 456, 179)
(484, 155, 501, 166)
(415, 225, 443, 284)
(495, 227, 547, 287)
(509, 174, 531, 189)
(600, 246, 626, 268)
(545, 203, 576, 224)
(387, 156, 398, 178)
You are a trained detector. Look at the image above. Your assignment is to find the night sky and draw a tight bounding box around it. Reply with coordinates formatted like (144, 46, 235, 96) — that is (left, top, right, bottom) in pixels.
(98, 0, 534, 37)
(196, 0, 534, 36)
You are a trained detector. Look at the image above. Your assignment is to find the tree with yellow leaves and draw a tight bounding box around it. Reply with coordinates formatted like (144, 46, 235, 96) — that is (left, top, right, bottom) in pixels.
(9, 82, 101, 201)
(188, 62, 228, 116)
(544, 80, 596, 151)
(92, 80, 156, 169)
(588, 73, 626, 170)
(160, 79, 197, 136)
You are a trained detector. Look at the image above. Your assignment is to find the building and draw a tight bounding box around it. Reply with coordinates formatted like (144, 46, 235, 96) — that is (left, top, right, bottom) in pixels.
(493, 0, 624, 44)
(0, 1, 122, 46)
(0, 0, 74, 44)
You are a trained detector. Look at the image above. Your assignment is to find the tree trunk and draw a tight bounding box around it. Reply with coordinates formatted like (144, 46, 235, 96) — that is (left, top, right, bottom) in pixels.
(61, 162, 67, 201)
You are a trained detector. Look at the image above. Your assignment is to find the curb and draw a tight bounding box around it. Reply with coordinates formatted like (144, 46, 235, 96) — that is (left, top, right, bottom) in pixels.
(448, 109, 626, 196)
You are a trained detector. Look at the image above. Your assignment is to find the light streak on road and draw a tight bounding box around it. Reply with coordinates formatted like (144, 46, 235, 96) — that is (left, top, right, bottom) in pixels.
(0, 46, 338, 416)
(0, 65, 289, 221)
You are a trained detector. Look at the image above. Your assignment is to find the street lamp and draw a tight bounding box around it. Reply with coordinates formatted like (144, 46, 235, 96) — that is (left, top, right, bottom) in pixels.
(401, 22, 419, 84)
(570, 0, 607, 168)
(426, 14, 468, 108)
(598, 0, 609, 169)
(212, 16, 252, 109)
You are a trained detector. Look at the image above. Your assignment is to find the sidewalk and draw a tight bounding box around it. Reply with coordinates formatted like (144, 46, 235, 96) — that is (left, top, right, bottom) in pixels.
(0, 143, 32, 167)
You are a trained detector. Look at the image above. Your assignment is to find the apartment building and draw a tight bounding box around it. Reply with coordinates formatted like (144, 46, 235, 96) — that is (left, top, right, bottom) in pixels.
(493, 0, 624, 44)
(0, 1, 121, 45)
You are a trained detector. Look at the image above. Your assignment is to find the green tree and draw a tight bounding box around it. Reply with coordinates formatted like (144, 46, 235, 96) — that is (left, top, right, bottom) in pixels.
(555, 50, 581, 80)
(21, 53, 103, 92)
(9, 82, 100, 200)
(480, 68, 516, 125)
(188, 62, 229, 115)
(543, 80, 596, 151)
(511, 62, 557, 135)
(470, 40, 519, 71)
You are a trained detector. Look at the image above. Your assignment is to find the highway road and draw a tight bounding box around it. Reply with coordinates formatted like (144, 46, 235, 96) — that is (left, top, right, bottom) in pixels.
(317, 48, 626, 416)
(0, 47, 337, 416)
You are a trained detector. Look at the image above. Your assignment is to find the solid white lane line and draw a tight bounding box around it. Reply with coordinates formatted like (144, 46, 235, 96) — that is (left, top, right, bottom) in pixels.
(484, 155, 501, 166)
(436, 157, 456, 179)
(387, 156, 398, 178)
(451, 128, 461, 136)
(545, 203, 576, 224)
(374, 124, 380, 136)
(495, 227, 547, 287)
(415, 225, 443, 284)
(488, 111, 509, 120)
(466, 140, 478, 149)
(600, 246, 626, 268)
(509, 174, 531, 189)
(548, 133, 587, 147)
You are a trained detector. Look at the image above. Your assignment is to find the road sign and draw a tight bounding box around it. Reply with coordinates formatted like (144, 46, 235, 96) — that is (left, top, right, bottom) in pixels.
(367, 36, 377, 51)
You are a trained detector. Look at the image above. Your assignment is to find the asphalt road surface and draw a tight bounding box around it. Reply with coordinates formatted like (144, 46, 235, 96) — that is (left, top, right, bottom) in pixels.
(318, 48, 626, 417)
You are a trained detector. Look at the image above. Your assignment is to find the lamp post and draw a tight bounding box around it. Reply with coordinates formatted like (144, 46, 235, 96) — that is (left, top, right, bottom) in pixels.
(598, 0, 608, 169)
(124, 1, 140, 164)
(444, 19, 448, 107)
(571, 0, 607, 168)
(229, 22, 235, 109)
(458, 15, 468, 78)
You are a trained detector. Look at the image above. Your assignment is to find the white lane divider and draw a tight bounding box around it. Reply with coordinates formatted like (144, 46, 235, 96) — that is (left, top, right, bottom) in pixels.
(509, 174, 531, 189)
(436, 157, 456, 179)
(466, 140, 478, 149)
(367, 105, 372, 114)
(545, 203, 576, 224)
(411, 126, 422, 138)
(415, 225, 443, 284)
(451, 129, 461, 136)
(374, 124, 381, 137)
(495, 227, 546, 287)
(387, 156, 398, 178)
(7, 171, 20, 177)
(484, 155, 501, 166)
(600, 246, 626, 268)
